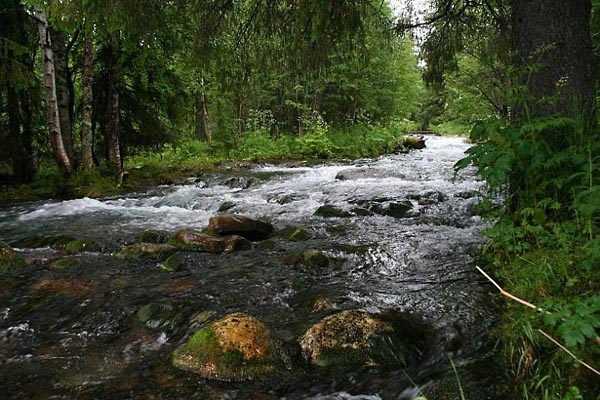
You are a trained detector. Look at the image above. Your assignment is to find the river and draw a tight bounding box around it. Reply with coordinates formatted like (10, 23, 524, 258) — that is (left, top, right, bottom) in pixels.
(0, 135, 506, 399)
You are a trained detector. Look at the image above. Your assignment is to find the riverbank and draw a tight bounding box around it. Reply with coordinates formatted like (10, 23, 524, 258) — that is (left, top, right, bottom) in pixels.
(0, 124, 421, 202)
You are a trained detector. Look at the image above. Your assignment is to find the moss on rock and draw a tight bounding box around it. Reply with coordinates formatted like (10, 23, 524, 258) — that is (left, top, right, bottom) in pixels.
(116, 242, 177, 261)
(299, 310, 409, 368)
(65, 239, 101, 254)
(0, 241, 27, 273)
(172, 312, 283, 381)
(160, 254, 184, 272)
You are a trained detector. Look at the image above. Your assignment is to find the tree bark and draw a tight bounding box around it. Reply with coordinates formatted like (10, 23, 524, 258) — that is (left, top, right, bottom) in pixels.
(510, 0, 596, 125)
(80, 35, 94, 169)
(34, 7, 73, 173)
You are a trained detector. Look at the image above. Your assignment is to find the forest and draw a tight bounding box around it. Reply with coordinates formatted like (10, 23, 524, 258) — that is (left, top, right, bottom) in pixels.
(1, 0, 599, 399)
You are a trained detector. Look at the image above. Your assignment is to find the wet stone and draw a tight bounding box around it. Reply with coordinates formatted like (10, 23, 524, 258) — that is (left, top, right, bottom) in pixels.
(65, 239, 101, 254)
(288, 249, 332, 270)
(404, 135, 426, 150)
(160, 254, 184, 272)
(48, 257, 79, 270)
(116, 243, 178, 261)
(298, 310, 409, 368)
(170, 229, 252, 253)
(314, 205, 353, 218)
(136, 230, 170, 244)
(206, 214, 274, 241)
(279, 226, 314, 241)
(218, 201, 236, 212)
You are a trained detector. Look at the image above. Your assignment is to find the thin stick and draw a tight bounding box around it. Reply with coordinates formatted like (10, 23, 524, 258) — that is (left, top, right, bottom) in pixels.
(475, 265, 600, 376)
(537, 329, 600, 376)
(475, 265, 546, 313)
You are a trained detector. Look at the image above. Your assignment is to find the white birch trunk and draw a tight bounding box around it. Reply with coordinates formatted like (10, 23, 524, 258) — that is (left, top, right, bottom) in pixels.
(34, 7, 72, 173)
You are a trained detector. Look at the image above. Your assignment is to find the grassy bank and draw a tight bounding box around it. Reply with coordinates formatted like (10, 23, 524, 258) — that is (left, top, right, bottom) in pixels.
(0, 123, 417, 201)
(461, 117, 600, 399)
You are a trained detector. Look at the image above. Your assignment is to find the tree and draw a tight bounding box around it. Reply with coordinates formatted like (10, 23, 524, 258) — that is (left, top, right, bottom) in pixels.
(415, 0, 596, 125)
(0, 0, 39, 182)
(33, 6, 73, 173)
(510, 0, 596, 125)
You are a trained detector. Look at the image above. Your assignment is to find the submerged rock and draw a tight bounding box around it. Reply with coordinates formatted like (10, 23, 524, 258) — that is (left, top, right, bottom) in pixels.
(65, 239, 101, 254)
(160, 254, 184, 272)
(12, 235, 75, 250)
(382, 201, 414, 218)
(314, 205, 353, 218)
(136, 230, 170, 244)
(206, 214, 274, 241)
(0, 241, 27, 273)
(279, 226, 314, 241)
(217, 201, 236, 212)
(299, 310, 409, 368)
(288, 249, 332, 270)
(31, 278, 91, 299)
(48, 257, 79, 270)
(116, 243, 177, 261)
(172, 312, 283, 381)
(170, 229, 252, 253)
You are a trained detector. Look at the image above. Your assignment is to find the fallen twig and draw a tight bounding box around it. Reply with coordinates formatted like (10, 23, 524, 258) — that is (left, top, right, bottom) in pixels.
(475, 265, 600, 376)
(475, 265, 547, 313)
(537, 329, 600, 376)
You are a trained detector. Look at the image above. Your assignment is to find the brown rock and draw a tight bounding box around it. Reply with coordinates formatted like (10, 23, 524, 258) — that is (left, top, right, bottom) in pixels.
(170, 229, 251, 253)
(206, 214, 274, 241)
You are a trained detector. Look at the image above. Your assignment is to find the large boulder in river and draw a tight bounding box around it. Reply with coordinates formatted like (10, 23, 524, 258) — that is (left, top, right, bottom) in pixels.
(206, 214, 274, 241)
(0, 241, 27, 273)
(299, 310, 410, 368)
(170, 229, 252, 253)
(403, 135, 426, 150)
(172, 312, 283, 381)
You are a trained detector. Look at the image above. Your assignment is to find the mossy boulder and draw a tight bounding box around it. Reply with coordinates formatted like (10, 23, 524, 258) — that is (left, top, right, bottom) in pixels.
(206, 214, 274, 241)
(0, 241, 27, 273)
(314, 205, 353, 218)
(170, 229, 252, 253)
(116, 243, 177, 261)
(298, 310, 408, 368)
(65, 239, 101, 254)
(173, 312, 283, 381)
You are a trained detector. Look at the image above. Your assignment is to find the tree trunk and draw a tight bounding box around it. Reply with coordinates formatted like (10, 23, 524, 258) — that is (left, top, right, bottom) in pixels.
(34, 7, 73, 173)
(105, 38, 123, 177)
(50, 27, 74, 164)
(200, 78, 212, 142)
(80, 35, 94, 169)
(194, 91, 207, 141)
(511, 0, 596, 126)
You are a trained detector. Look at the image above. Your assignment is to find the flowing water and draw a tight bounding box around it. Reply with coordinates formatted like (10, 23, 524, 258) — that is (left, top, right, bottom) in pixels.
(0, 136, 506, 399)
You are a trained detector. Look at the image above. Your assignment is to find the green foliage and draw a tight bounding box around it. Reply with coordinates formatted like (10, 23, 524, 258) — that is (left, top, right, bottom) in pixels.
(460, 115, 600, 397)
